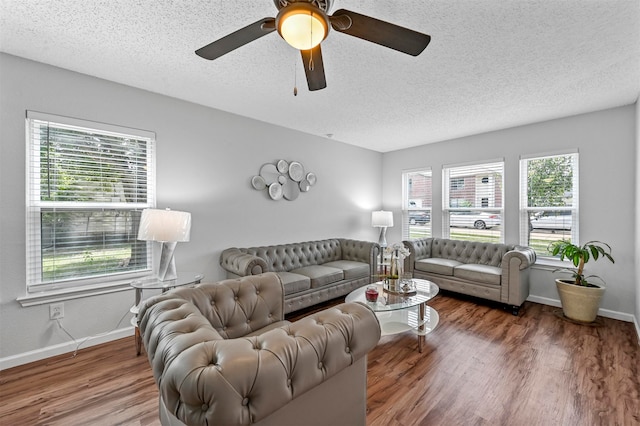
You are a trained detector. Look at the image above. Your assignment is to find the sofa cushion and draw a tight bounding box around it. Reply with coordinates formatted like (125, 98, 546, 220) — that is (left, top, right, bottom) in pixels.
(322, 260, 369, 280)
(454, 264, 502, 286)
(290, 265, 344, 288)
(277, 272, 311, 295)
(415, 258, 462, 276)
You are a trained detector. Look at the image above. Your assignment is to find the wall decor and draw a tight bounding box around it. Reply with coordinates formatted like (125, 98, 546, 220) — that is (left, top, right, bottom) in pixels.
(252, 159, 316, 201)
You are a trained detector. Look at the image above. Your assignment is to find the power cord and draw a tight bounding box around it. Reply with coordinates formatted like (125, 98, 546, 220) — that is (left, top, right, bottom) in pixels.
(54, 307, 131, 358)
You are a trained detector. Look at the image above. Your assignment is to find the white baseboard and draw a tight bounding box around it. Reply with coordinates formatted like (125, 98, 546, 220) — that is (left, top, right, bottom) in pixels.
(527, 295, 639, 343)
(0, 326, 134, 371)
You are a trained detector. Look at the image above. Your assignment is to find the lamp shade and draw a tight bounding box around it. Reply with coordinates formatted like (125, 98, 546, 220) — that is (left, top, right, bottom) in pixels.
(276, 3, 329, 50)
(138, 208, 191, 242)
(372, 211, 394, 228)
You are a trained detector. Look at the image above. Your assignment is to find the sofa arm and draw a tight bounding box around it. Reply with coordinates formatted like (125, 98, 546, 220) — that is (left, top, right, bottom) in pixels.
(160, 302, 381, 426)
(339, 238, 380, 276)
(138, 297, 223, 384)
(403, 238, 433, 273)
(220, 247, 269, 276)
(503, 245, 537, 270)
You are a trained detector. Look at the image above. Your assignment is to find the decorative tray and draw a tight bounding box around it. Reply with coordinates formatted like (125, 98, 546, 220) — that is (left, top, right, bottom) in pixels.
(383, 280, 417, 296)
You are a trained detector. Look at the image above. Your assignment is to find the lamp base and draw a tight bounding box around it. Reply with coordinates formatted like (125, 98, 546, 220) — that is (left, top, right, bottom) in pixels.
(158, 242, 178, 281)
(378, 227, 388, 248)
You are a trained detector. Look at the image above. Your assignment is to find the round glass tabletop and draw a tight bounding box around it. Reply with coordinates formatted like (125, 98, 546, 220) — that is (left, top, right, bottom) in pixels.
(130, 272, 204, 290)
(346, 278, 439, 312)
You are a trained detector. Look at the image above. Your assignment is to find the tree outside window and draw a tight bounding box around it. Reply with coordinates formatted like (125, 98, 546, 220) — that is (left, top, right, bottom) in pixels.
(27, 112, 155, 291)
(520, 153, 578, 257)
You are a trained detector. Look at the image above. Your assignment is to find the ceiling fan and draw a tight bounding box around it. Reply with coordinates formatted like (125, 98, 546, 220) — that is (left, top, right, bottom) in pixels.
(195, 0, 431, 91)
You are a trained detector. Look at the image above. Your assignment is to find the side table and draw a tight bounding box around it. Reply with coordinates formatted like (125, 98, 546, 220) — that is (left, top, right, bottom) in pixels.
(130, 272, 204, 355)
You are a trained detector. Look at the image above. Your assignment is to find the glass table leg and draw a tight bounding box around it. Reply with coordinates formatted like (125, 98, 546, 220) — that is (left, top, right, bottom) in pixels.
(418, 302, 425, 353)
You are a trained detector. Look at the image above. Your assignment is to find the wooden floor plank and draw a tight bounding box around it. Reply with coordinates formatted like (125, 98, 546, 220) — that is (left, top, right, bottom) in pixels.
(1, 293, 638, 425)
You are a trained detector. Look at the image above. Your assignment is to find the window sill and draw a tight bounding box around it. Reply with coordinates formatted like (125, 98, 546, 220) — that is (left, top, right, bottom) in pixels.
(533, 257, 572, 271)
(17, 279, 136, 307)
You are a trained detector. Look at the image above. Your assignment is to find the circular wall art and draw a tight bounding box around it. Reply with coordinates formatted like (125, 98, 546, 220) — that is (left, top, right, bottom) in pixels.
(251, 175, 266, 190)
(277, 159, 289, 173)
(268, 182, 283, 200)
(299, 180, 311, 192)
(306, 172, 317, 186)
(252, 159, 316, 201)
(288, 161, 304, 182)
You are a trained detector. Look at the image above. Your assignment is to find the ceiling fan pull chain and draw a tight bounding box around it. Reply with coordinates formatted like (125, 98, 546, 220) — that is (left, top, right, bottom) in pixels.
(307, 10, 315, 72)
(293, 57, 298, 96)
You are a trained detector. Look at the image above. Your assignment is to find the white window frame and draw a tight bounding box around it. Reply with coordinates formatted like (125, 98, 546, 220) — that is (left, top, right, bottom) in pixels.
(519, 151, 579, 260)
(402, 168, 432, 241)
(442, 160, 504, 242)
(24, 111, 156, 298)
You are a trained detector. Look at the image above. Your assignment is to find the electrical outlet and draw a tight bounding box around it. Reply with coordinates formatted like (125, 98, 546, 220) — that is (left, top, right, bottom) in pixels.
(50, 302, 64, 320)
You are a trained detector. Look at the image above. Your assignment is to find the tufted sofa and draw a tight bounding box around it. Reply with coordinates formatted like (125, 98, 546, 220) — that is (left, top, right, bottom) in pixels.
(220, 239, 379, 314)
(403, 238, 536, 314)
(138, 272, 381, 426)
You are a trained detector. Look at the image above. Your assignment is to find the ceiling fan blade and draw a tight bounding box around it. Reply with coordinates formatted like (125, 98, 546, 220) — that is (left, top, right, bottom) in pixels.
(330, 9, 430, 56)
(195, 18, 276, 60)
(300, 45, 327, 91)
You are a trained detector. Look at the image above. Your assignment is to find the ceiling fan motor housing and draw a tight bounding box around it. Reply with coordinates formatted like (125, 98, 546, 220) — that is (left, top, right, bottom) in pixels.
(273, 0, 332, 13)
(275, 2, 331, 50)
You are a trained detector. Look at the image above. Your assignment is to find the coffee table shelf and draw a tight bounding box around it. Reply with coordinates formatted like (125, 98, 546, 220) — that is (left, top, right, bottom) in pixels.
(375, 307, 439, 336)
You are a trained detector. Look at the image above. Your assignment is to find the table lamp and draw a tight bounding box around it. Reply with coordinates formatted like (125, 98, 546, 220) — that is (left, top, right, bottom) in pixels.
(372, 210, 393, 248)
(138, 208, 191, 281)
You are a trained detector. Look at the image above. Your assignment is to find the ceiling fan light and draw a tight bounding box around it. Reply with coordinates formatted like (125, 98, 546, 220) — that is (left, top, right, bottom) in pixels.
(277, 3, 329, 50)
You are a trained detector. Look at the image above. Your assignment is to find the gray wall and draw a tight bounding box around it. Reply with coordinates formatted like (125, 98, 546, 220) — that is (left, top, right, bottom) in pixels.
(636, 97, 640, 331)
(0, 53, 382, 362)
(1, 52, 638, 367)
(382, 105, 638, 318)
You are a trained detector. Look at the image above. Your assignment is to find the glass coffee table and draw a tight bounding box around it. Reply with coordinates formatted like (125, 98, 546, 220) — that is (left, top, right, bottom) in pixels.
(346, 278, 439, 352)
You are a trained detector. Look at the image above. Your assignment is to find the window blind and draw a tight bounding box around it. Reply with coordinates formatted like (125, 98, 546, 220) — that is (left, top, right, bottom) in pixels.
(26, 112, 156, 291)
(443, 161, 504, 242)
(402, 169, 432, 240)
(519, 153, 578, 257)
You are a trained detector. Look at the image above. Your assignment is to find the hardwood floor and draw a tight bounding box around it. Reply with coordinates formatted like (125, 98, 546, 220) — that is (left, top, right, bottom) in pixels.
(1, 293, 638, 425)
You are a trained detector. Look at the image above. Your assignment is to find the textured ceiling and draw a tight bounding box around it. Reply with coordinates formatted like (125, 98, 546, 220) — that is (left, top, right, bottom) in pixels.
(1, 0, 639, 152)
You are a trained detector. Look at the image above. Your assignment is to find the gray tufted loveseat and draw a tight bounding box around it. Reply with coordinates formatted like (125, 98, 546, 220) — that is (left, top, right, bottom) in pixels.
(220, 238, 379, 314)
(138, 272, 381, 426)
(403, 238, 536, 314)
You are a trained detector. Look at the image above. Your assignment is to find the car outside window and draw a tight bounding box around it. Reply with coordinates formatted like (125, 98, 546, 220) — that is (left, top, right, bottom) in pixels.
(403, 169, 432, 240)
(443, 161, 504, 243)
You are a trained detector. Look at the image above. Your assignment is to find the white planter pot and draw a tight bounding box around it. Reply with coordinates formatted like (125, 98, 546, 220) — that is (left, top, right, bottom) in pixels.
(555, 279, 605, 323)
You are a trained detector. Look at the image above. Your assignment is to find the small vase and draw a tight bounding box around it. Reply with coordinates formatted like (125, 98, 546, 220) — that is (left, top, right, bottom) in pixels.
(390, 255, 399, 279)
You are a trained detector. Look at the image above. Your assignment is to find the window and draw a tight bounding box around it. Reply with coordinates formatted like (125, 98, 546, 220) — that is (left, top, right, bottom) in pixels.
(402, 169, 432, 240)
(520, 152, 578, 258)
(450, 178, 464, 190)
(443, 161, 503, 242)
(26, 112, 155, 292)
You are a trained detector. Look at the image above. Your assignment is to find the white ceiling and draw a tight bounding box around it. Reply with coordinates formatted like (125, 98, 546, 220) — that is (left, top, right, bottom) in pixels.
(1, 0, 639, 152)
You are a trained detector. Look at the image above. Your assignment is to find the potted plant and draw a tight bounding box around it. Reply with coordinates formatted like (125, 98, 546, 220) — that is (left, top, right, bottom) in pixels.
(548, 240, 615, 323)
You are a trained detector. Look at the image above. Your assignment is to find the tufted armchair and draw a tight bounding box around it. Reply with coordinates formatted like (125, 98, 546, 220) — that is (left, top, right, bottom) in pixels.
(138, 272, 381, 426)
